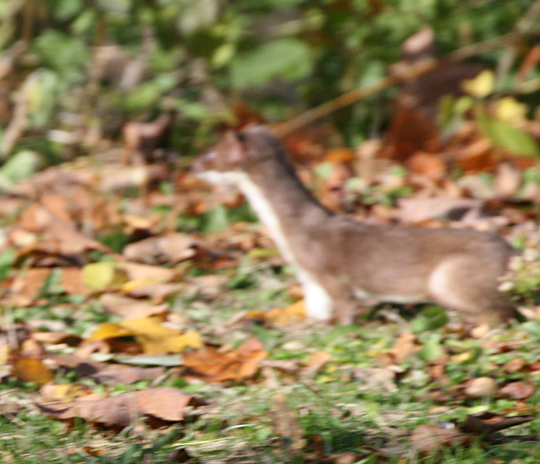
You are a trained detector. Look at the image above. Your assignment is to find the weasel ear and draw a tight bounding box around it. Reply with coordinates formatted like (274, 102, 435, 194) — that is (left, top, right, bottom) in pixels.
(222, 130, 246, 164)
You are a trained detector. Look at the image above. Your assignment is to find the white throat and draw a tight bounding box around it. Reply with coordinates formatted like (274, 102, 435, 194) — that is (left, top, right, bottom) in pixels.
(199, 169, 333, 321)
(199, 170, 297, 264)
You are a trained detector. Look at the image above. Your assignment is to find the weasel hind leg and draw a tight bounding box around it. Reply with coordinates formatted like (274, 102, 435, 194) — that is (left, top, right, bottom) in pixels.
(428, 256, 515, 324)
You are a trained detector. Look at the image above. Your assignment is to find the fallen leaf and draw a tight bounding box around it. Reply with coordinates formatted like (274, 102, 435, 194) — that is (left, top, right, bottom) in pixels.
(83, 262, 129, 291)
(38, 387, 203, 427)
(406, 152, 446, 181)
(31, 331, 82, 346)
(88, 317, 202, 355)
(120, 317, 203, 355)
(123, 233, 199, 265)
(306, 351, 332, 371)
(182, 338, 267, 383)
(245, 300, 306, 325)
(499, 382, 534, 400)
(462, 70, 494, 98)
(12, 357, 54, 385)
(410, 424, 467, 455)
(98, 293, 168, 319)
(464, 377, 497, 398)
(47, 353, 165, 384)
(40, 383, 90, 403)
(388, 332, 418, 364)
(88, 323, 133, 341)
(7, 268, 51, 307)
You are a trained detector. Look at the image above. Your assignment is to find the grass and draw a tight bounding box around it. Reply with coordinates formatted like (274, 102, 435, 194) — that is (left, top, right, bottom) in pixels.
(3, 226, 540, 463)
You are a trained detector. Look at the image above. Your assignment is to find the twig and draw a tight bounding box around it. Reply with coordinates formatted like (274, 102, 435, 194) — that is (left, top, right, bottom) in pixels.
(274, 29, 536, 136)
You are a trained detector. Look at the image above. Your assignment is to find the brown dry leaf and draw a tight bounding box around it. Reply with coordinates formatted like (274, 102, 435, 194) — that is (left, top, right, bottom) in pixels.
(40, 193, 73, 223)
(7, 268, 51, 307)
(504, 358, 526, 374)
(406, 152, 446, 181)
(499, 382, 535, 400)
(122, 114, 172, 163)
(98, 293, 168, 319)
(92, 364, 165, 385)
(31, 331, 82, 347)
(38, 387, 201, 427)
(123, 233, 198, 265)
(47, 353, 164, 384)
(15, 204, 113, 258)
(306, 351, 332, 371)
(382, 105, 440, 161)
(61, 267, 91, 296)
(454, 138, 497, 173)
(40, 383, 90, 403)
(464, 377, 497, 398)
(410, 424, 468, 455)
(324, 148, 355, 163)
(99, 163, 167, 192)
(388, 332, 418, 365)
(182, 338, 267, 383)
(12, 357, 54, 385)
(494, 161, 522, 197)
(120, 262, 181, 301)
(124, 281, 183, 302)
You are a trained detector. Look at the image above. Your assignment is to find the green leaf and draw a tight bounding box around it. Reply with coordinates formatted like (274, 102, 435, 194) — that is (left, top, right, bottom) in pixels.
(178, 0, 219, 35)
(477, 108, 540, 158)
(230, 38, 313, 88)
(419, 333, 443, 361)
(201, 205, 229, 233)
(0, 150, 43, 185)
(114, 355, 183, 367)
(522, 321, 540, 339)
(411, 306, 448, 334)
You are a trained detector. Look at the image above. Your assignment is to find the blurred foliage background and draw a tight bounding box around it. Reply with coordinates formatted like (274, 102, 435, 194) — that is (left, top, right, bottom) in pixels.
(0, 0, 538, 170)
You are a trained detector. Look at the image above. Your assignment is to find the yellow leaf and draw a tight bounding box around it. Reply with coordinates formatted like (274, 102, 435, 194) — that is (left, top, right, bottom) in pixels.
(462, 70, 494, 98)
(451, 352, 472, 363)
(88, 322, 134, 340)
(121, 275, 171, 293)
(13, 358, 54, 385)
(120, 317, 203, 355)
(83, 262, 128, 291)
(497, 96, 527, 122)
(267, 300, 306, 325)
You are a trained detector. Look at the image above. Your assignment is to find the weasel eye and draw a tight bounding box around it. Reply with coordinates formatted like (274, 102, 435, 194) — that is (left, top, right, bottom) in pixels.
(236, 132, 247, 143)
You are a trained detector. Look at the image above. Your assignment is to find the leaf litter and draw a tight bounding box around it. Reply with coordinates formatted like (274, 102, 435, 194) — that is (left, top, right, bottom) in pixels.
(1, 72, 540, 462)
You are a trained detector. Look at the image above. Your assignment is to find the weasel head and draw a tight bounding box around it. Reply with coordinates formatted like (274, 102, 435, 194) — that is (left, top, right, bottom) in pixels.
(192, 125, 284, 185)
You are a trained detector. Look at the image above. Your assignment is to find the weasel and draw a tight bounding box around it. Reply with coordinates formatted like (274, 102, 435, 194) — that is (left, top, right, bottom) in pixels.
(194, 125, 518, 325)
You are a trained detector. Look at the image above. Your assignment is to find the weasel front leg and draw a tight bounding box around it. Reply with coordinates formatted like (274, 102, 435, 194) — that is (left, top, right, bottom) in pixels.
(297, 270, 358, 324)
(297, 270, 334, 321)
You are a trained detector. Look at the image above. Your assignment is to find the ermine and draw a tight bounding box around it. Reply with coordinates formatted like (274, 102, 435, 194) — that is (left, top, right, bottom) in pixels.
(194, 125, 518, 325)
